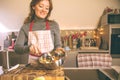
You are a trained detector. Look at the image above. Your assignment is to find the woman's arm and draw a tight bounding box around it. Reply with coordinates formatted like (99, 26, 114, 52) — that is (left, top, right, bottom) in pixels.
(53, 21, 62, 49)
(14, 27, 29, 54)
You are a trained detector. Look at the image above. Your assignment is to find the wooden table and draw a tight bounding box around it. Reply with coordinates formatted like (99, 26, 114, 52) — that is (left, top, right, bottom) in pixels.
(0, 65, 65, 80)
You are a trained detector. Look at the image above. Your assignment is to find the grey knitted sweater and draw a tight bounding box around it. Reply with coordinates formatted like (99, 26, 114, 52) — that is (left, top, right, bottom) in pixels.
(14, 17, 61, 54)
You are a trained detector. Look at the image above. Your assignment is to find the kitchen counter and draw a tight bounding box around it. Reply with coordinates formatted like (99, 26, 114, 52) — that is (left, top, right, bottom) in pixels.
(98, 66, 120, 80)
(0, 49, 110, 68)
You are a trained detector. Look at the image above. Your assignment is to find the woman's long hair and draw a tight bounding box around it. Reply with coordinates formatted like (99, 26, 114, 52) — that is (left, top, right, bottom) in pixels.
(24, 0, 53, 24)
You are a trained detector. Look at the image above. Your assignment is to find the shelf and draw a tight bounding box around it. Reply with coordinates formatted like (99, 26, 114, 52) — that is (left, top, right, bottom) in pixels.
(80, 47, 99, 50)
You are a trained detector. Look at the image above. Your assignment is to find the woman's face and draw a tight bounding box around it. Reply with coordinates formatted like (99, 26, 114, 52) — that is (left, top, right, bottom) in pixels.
(33, 0, 50, 19)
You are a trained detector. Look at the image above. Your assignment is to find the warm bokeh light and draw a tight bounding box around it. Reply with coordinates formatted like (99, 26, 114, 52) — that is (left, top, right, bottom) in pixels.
(0, 22, 10, 33)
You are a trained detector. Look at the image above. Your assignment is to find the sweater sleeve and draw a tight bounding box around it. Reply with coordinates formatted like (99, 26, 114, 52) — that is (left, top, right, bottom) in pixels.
(53, 21, 62, 49)
(14, 25, 29, 54)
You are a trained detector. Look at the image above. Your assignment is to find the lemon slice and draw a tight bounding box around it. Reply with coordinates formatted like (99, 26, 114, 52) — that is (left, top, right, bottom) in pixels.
(33, 76, 45, 80)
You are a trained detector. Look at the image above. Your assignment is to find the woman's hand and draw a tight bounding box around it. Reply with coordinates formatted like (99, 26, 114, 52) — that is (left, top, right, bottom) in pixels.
(53, 47, 65, 59)
(55, 47, 65, 53)
(29, 44, 41, 56)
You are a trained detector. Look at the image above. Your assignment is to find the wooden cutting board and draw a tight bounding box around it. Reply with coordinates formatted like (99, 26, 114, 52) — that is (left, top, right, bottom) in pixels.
(0, 66, 64, 80)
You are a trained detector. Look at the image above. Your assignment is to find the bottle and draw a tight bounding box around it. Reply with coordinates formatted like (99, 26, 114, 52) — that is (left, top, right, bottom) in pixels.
(4, 36, 10, 50)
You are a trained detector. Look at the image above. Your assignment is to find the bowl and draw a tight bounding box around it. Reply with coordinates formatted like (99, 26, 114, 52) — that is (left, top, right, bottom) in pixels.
(39, 53, 65, 70)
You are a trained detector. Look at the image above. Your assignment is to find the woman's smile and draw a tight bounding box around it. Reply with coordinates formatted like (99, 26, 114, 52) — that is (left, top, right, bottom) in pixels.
(33, 0, 50, 19)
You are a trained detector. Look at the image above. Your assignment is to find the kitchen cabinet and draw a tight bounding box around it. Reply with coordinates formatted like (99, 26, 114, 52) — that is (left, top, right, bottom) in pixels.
(63, 50, 109, 68)
(97, 13, 120, 55)
(63, 50, 78, 67)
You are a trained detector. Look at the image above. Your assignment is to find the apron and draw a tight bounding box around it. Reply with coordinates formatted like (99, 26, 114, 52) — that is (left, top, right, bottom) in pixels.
(28, 21, 54, 67)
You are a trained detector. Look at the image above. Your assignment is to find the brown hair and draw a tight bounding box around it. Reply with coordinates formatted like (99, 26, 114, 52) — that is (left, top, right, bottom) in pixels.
(24, 0, 53, 24)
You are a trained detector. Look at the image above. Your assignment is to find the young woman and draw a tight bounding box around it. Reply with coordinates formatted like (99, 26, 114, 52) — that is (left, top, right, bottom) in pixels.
(14, 0, 64, 67)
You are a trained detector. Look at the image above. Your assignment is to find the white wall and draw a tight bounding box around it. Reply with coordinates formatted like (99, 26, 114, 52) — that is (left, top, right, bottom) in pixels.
(51, 0, 120, 30)
(0, 0, 30, 32)
(0, 0, 120, 31)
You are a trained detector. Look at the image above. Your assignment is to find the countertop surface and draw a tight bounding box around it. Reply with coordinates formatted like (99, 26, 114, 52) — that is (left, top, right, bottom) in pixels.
(78, 49, 109, 53)
(0, 48, 109, 53)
